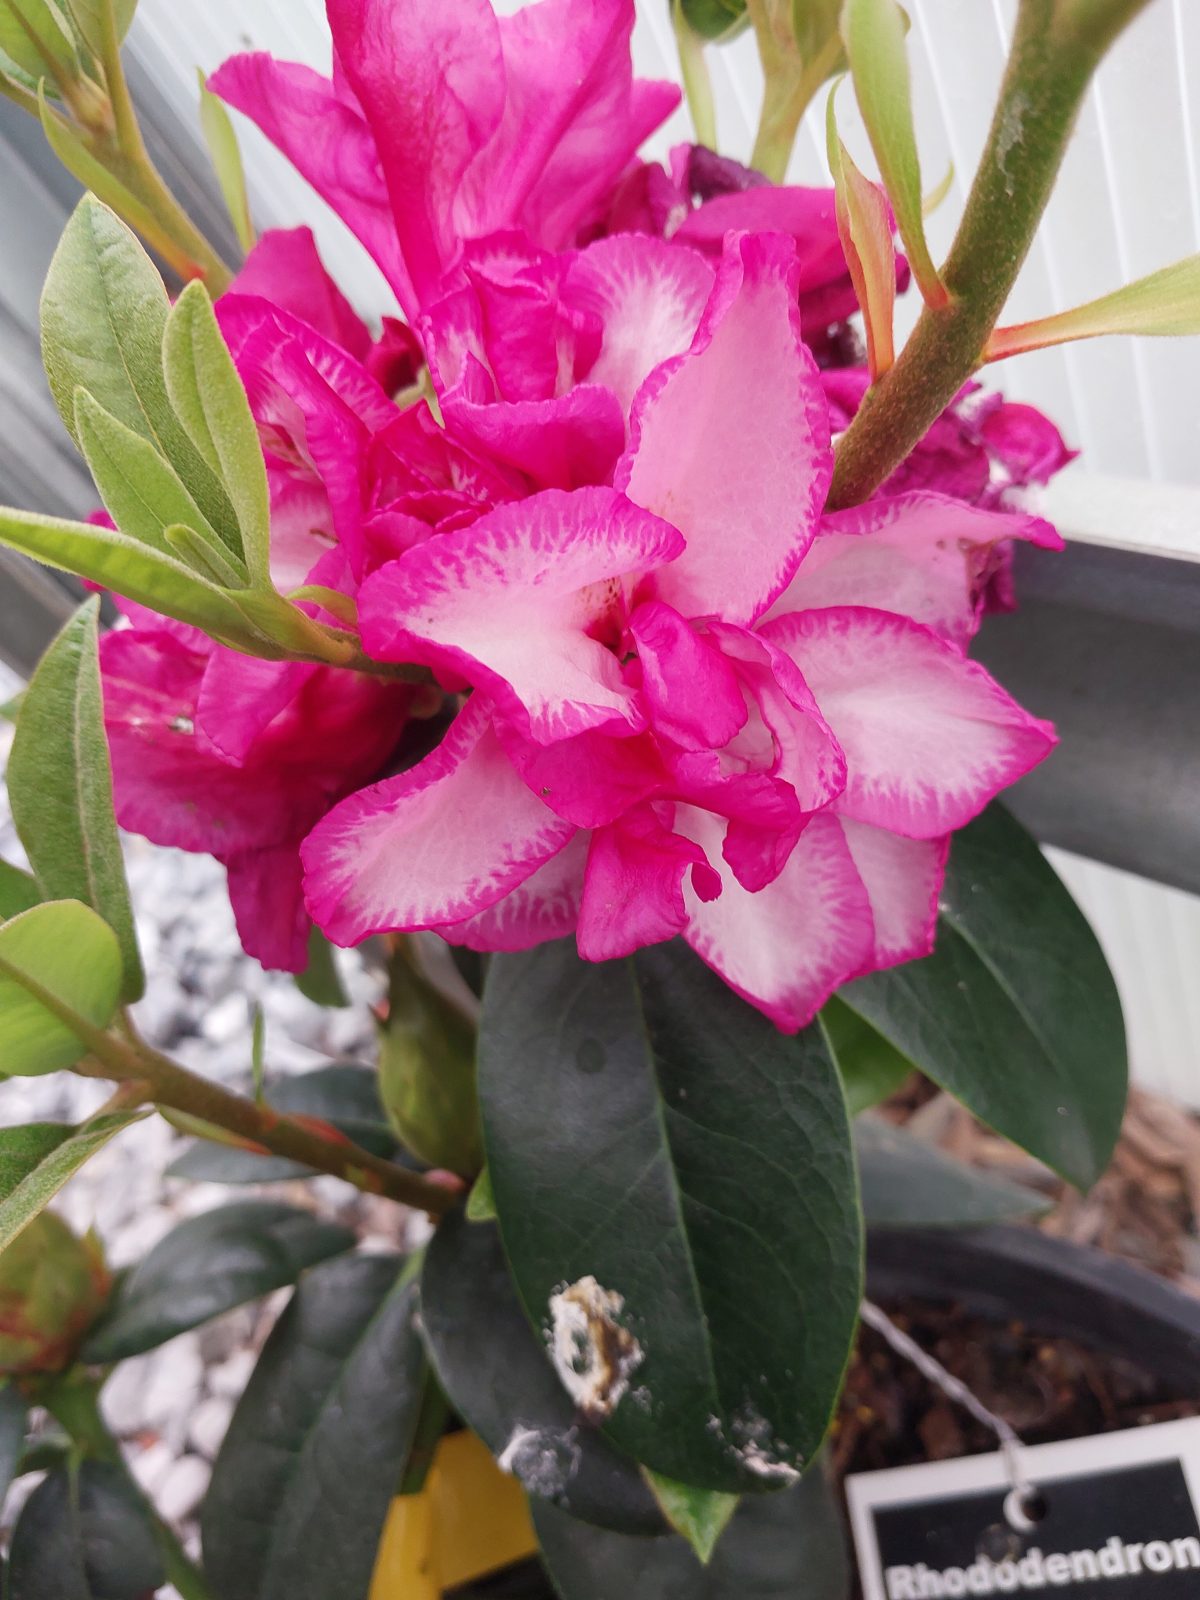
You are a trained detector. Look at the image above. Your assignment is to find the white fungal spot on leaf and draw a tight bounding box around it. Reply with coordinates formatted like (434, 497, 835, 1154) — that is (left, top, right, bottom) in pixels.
(497, 1423, 581, 1496)
(547, 1275, 644, 1422)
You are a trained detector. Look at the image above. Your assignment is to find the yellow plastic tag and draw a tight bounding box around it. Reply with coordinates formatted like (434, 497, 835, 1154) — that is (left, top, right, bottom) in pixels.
(370, 1428, 538, 1598)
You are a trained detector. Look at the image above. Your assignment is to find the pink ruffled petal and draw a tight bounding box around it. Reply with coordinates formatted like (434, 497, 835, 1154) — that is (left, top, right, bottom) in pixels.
(437, 831, 588, 951)
(679, 808, 874, 1033)
(302, 696, 575, 945)
(209, 54, 414, 310)
(497, 723, 666, 829)
(225, 844, 311, 973)
(769, 492, 1062, 647)
(577, 805, 720, 962)
(836, 816, 948, 970)
(618, 232, 832, 625)
(762, 606, 1057, 838)
(359, 487, 683, 743)
(630, 601, 747, 751)
(229, 227, 371, 359)
(563, 235, 714, 418)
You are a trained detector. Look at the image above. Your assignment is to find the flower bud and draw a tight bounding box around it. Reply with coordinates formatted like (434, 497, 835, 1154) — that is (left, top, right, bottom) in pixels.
(0, 1213, 110, 1377)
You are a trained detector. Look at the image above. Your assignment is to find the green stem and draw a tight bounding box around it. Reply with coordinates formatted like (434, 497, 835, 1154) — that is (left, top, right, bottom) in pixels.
(42, 1373, 215, 1600)
(671, 0, 717, 151)
(827, 0, 1153, 509)
(77, 1029, 457, 1214)
(751, 36, 842, 184)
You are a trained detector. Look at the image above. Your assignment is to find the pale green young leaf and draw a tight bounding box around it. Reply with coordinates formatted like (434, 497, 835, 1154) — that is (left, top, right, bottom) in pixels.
(0, 900, 123, 1077)
(464, 1163, 496, 1223)
(989, 252, 1200, 359)
(163, 281, 271, 585)
(0, 504, 260, 641)
(295, 926, 349, 1008)
(821, 995, 912, 1115)
(827, 85, 896, 378)
(75, 389, 247, 583)
(8, 599, 142, 999)
(163, 523, 248, 588)
(843, 0, 945, 306)
(0, 861, 41, 921)
(644, 1471, 739, 1564)
(197, 69, 255, 256)
(0, 0, 77, 83)
(39, 194, 242, 554)
(0, 1111, 142, 1255)
(62, 0, 137, 56)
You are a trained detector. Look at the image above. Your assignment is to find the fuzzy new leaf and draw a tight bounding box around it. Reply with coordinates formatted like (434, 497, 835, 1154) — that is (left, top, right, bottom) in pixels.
(0, 1112, 140, 1252)
(842, 0, 945, 306)
(988, 252, 1200, 360)
(827, 87, 896, 377)
(0, 0, 76, 85)
(0, 900, 122, 1078)
(62, 0, 136, 58)
(8, 599, 142, 998)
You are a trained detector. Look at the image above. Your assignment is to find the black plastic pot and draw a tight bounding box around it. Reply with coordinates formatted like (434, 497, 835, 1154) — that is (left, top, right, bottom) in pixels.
(866, 1224, 1200, 1390)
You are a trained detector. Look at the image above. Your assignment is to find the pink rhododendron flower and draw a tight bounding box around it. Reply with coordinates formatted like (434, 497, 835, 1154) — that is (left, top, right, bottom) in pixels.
(302, 233, 1060, 1029)
(209, 0, 679, 320)
(100, 602, 411, 971)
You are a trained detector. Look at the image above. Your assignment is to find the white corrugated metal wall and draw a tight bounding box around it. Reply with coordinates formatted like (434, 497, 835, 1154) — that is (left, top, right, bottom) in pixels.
(7, 1, 1200, 1102)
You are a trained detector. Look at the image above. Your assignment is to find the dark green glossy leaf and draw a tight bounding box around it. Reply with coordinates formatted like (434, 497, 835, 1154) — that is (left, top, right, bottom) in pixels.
(0, 862, 40, 921)
(294, 926, 349, 1008)
(8, 599, 142, 1000)
(40, 196, 239, 550)
(479, 941, 861, 1493)
(0, 1113, 139, 1251)
(82, 1200, 354, 1361)
(421, 1211, 664, 1534)
(202, 1253, 427, 1600)
(821, 996, 911, 1115)
(535, 1459, 850, 1600)
(0, 900, 122, 1078)
(166, 1063, 398, 1184)
(0, 1384, 28, 1505)
(7, 1460, 164, 1600)
(842, 804, 1127, 1189)
(855, 1116, 1050, 1229)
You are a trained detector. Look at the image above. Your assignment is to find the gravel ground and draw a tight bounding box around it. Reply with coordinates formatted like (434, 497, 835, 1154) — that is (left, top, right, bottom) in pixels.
(0, 658, 417, 1576)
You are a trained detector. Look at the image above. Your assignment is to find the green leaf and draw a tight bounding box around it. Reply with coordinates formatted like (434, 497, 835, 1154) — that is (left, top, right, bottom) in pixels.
(843, 0, 945, 306)
(0, 1384, 28, 1506)
(163, 280, 271, 583)
(0, 503, 261, 640)
(82, 1201, 355, 1361)
(74, 390, 246, 582)
(827, 85, 896, 378)
(855, 1116, 1050, 1229)
(62, 0, 137, 56)
(421, 1211, 664, 1534)
(197, 69, 255, 255)
(202, 1253, 428, 1600)
(40, 196, 240, 551)
(163, 520, 248, 587)
(0, 900, 122, 1078)
(294, 926, 349, 1008)
(0, 861, 40, 921)
(989, 252, 1200, 358)
(842, 804, 1127, 1189)
(7, 1460, 164, 1600)
(821, 996, 911, 1116)
(534, 1457, 850, 1600)
(465, 1162, 496, 1222)
(0, 0, 76, 84)
(0, 1112, 140, 1253)
(678, 0, 748, 43)
(8, 599, 143, 1000)
(166, 1063, 399, 1184)
(645, 1471, 738, 1564)
(478, 941, 862, 1492)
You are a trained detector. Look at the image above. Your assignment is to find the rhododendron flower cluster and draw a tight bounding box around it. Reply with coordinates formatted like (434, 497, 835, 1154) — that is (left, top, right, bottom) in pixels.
(97, 0, 1071, 1030)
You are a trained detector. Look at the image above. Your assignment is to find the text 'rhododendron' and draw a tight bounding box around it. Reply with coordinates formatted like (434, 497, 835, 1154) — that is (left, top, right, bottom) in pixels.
(301, 231, 1060, 1029)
